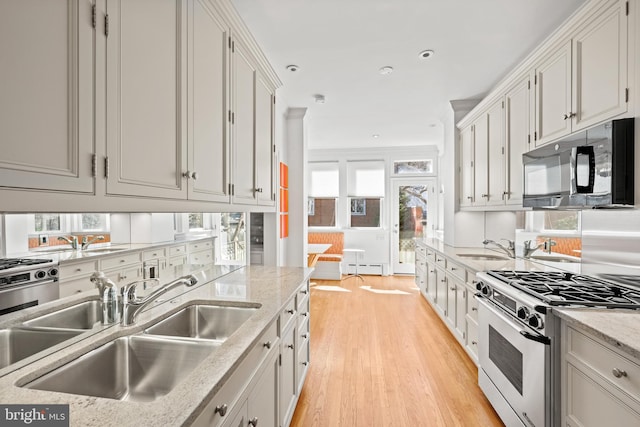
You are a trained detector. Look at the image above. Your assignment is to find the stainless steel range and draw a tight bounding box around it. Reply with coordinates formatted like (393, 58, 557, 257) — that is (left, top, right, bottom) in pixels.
(0, 258, 59, 317)
(475, 270, 640, 427)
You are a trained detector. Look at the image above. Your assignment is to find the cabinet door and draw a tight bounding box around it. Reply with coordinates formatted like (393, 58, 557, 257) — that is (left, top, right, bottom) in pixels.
(572, 0, 627, 131)
(231, 37, 257, 205)
(455, 283, 467, 340)
(0, 0, 94, 193)
(279, 324, 297, 427)
(426, 263, 437, 303)
(435, 268, 447, 316)
(105, 0, 188, 199)
(248, 350, 279, 427)
(504, 75, 532, 206)
(486, 99, 505, 206)
(446, 278, 456, 327)
(255, 74, 275, 206)
(472, 117, 488, 206)
(534, 41, 572, 147)
(459, 126, 475, 207)
(188, 0, 230, 202)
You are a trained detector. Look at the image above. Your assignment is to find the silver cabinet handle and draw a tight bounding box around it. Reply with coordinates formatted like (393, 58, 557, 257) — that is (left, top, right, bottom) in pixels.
(302, 361, 308, 366)
(286, 309, 294, 314)
(481, 194, 489, 198)
(471, 307, 478, 312)
(287, 343, 295, 349)
(472, 341, 478, 345)
(263, 341, 272, 349)
(255, 188, 263, 193)
(191, 171, 198, 180)
(248, 417, 259, 426)
(301, 312, 308, 317)
(214, 404, 228, 417)
(301, 333, 308, 339)
(300, 289, 308, 294)
(612, 368, 627, 378)
(450, 287, 456, 291)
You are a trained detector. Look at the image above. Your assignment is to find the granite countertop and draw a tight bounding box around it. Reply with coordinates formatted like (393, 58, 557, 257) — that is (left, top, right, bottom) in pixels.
(0, 266, 312, 427)
(20, 235, 215, 264)
(416, 238, 579, 275)
(554, 308, 640, 360)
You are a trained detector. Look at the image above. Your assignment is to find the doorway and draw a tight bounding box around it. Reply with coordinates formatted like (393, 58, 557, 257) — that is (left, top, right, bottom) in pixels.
(391, 179, 435, 274)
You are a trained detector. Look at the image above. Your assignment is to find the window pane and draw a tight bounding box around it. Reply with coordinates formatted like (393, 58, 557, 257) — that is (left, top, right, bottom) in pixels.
(189, 213, 204, 229)
(347, 160, 384, 197)
(81, 214, 110, 231)
(350, 198, 381, 228)
(220, 213, 245, 264)
(308, 162, 339, 197)
(308, 198, 336, 227)
(34, 214, 61, 232)
(393, 160, 433, 175)
(543, 211, 579, 231)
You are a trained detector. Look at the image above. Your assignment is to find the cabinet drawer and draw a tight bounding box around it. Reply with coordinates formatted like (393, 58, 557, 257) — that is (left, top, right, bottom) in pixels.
(467, 291, 479, 322)
(104, 264, 142, 284)
(466, 319, 479, 361)
(425, 249, 436, 263)
(100, 252, 141, 270)
(566, 363, 640, 426)
(59, 259, 98, 280)
(567, 327, 640, 399)
(142, 248, 166, 261)
(280, 297, 296, 334)
(446, 261, 465, 282)
(435, 254, 446, 269)
(59, 276, 94, 297)
(192, 320, 278, 427)
(168, 255, 187, 268)
(189, 249, 213, 265)
(297, 286, 309, 308)
(188, 240, 213, 253)
(168, 244, 187, 257)
(298, 315, 310, 339)
(416, 245, 427, 258)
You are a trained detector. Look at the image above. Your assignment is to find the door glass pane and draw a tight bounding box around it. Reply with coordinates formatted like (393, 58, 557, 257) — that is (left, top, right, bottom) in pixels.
(398, 185, 428, 265)
(220, 213, 245, 264)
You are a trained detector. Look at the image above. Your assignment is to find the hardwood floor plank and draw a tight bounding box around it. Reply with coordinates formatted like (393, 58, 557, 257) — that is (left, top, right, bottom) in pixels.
(291, 275, 504, 427)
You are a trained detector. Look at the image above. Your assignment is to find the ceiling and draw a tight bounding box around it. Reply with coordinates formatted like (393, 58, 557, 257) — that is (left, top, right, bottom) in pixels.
(230, 0, 586, 150)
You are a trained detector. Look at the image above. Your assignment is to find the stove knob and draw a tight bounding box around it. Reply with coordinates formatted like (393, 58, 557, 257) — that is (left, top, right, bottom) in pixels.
(481, 284, 492, 297)
(475, 281, 483, 292)
(528, 313, 544, 330)
(34, 270, 47, 280)
(517, 306, 530, 320)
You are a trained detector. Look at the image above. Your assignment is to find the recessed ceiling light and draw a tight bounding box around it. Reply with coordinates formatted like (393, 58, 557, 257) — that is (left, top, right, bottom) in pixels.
(379, 66, 394, 75)
(286, 64, 300, 72)
(372, 134, 380, 138)
(418, 49, 435, 59)
(313, 94, 326, 104)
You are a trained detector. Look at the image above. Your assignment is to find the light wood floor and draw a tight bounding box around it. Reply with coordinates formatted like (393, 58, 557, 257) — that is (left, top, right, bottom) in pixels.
(290, 275, 504, 427)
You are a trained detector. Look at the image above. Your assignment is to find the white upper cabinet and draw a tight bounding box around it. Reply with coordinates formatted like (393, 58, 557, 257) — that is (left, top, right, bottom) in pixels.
(472, 115, 489, 207)
(534, 41, 573, 147)
(486, 99, 505, 206)
(459, 126, 475, 207)
(504, 74, 533, 206)
(0, 0, 94, 193)
(535, 0, 628, 147)
(231, 36, 258, 205)
(255, 74, 275, 206)
(105, 0, 188, 199)
(572, 0, 628, 131)
(188, 0, 231, 203)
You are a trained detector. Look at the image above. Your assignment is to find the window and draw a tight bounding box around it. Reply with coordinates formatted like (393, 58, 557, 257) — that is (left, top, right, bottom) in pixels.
(308, 162, 339, 227)
(393, 160, 433, 175)
(34, 214, 61, 232)
(189, 213, 204, 230)
(79, 214, 109, 232)
(542, 211, 580, 231)
(347, 160, 384, 228)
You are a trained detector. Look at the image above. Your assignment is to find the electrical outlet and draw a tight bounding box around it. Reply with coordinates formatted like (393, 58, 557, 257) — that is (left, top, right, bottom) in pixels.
(39, 235, 48, 246)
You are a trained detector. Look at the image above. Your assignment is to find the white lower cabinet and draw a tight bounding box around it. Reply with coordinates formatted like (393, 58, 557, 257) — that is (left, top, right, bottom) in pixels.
(562, 322, 640, 426)
(279, 321, 297, 427)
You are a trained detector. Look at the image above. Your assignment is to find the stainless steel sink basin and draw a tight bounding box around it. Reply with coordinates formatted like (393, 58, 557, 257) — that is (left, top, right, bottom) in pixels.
(23, 335, 218, 402)
(24, 301, 103, 330)
(529, 255, 580, 264)
(456, 253, 509, 261)
(0, 328, 83, 369)
(145, 304, 258, 342)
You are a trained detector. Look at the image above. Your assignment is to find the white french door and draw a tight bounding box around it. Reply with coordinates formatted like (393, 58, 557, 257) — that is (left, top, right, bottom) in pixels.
(391, 179, 436, 274)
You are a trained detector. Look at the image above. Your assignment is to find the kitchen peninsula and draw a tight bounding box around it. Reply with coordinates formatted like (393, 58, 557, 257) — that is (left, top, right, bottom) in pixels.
(0, 266, 312, 427)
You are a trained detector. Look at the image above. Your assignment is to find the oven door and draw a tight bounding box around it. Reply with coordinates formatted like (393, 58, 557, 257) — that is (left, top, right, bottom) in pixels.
(0, 280, 59, 317)
(477, 297, 549, 427)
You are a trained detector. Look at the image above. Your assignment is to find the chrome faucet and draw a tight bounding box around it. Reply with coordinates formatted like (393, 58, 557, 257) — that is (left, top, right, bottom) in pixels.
(482, 239, 516, 259)
(523, 240, 545, 258)
(81, 235, 105, 250)
(57, 235, 79, 250)
(120, 274, 198, 326)
(90, 271, 120, 325)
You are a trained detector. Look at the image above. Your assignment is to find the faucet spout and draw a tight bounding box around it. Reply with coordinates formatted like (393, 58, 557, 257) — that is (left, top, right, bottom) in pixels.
(121, 274, 198, 326)
(81, 235, 105, 250)
(58, 235, 79, 250)
(523, 240, 545, 258)
(482, 238, 516, 259)
(90, 271, 120, 325)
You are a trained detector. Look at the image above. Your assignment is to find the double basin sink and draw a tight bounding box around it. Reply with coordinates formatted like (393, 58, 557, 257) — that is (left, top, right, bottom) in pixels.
(5, 300, 258, 402)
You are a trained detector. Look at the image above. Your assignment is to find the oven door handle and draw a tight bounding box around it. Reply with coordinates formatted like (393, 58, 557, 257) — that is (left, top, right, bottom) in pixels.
(520, 330, 551, 345)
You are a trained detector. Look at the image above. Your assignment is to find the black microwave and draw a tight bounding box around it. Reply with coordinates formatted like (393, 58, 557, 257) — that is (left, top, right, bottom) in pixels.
(522, 118, 634, 208)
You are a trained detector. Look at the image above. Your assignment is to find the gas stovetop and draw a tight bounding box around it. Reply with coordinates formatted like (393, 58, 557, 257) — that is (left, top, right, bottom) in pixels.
(487, 270, 640, 309)
(0, 258, 54, 271)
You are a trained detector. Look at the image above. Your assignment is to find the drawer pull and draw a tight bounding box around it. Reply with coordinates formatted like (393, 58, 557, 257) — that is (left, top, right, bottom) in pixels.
(450, 287, 456, 291)
(214, 404, 228, 417)
(300, 289, 308, 294)
(286, 309, 294, 314)
(612, 368, 627, 378)
(471, 307, 478, 312)
(472, 341, 478, 345)
(263, 341, 272, 349)
(248, 417, 259, 427)
(287, 344, 295, 349)
(301, 333, 308, 339)
(76, 268, 82, 272)
(302, 361, 308, 366)
(301, 312, 308, 317)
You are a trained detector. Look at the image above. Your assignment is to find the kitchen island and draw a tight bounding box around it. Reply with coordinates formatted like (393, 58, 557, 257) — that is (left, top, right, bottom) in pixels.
(0, 265, 312, 427)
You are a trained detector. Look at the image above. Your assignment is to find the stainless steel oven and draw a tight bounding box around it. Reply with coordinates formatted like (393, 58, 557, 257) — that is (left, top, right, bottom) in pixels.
(477, 297, 552, 427)
(0, 258, 59, 317)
